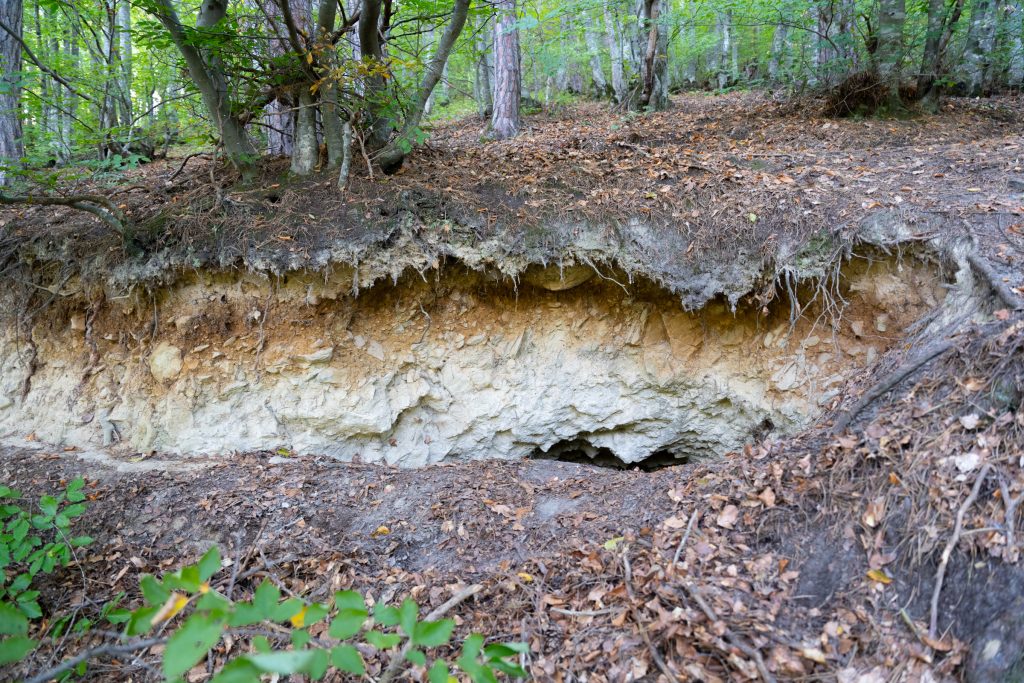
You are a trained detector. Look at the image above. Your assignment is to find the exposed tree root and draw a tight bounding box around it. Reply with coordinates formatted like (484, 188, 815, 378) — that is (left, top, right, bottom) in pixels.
(831, 339, 956, 434)
(967, 253, 1024, 310)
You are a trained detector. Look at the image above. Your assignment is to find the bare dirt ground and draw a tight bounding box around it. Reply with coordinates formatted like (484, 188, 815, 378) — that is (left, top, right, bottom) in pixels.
(1, 93, 1023, 681)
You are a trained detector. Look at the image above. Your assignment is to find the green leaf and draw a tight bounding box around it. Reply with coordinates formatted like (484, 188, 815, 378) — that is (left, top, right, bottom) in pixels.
(365, 631, 402, 649)
(17, 599, 42, 620)
(491, 659, 529, 677)
(373, 603, 400, 627)
(406, 648, 426, 666)
(164, 564, 201, 593)
(398, 598, 418, 636)
(328, 607, 367, 640)
(71, 536, 94, 547)
(198, 547, 221, 582)
(308, 648, 329, 680)
(413, 619, 455, 647)
(291, 629, 310, 649)
(140, 575, 170, 606)
(330, 644, 365, 674)
(0, 603, 29, 636)
(333, 590, 364, 611)
(484, 642, 529, 659)
(63, 503, 87, 519)
(209, 657, 261, 683)
(39, 496, 59, 517)
(195, 591, 232, 614)
(271, 598, 304, 624)
(428, 660, 451, 683)
(125, 606, 158, 636)
(252, 636, 271, 654)
(0, 636, 36, 665)
(65, 478, 86, 503)
(246, 650, 317, 674)
(253, 581, 280, 619)
(302, 603, 329, 627)
(162, 614, 224, 680)
(228, 602, 263, 628)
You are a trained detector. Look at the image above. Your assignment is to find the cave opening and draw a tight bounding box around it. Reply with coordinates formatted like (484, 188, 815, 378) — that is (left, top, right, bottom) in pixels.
(529, 438, 688, 471)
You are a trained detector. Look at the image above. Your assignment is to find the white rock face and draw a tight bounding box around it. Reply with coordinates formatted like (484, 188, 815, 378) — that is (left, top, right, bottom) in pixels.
(0, 260, 946, 466)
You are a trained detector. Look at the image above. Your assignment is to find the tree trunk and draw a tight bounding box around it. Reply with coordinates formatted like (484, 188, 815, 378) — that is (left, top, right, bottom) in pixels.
(0, 0, 22, 186)
(118, 0, 133, 127)
(768, 23, 788, 83)
(375, 0, 471, 170)
(584, 13, 608, 97)
(917, 0, 966, 105)
(877, 0, 906, 104)
(490, 0, 521, 140)
(714, 12, 732, 89)
(359, 0, 392, 149)
(604, 1, 627, 103)
(474, 20, 493, 117)
(317, 0, 346, 168)
(1008, 1, 1024, 86)
(638, 0, 668, 110)
(291, 89, 318, 175)
(962, 0, 998, 95)
(150, 0, 257, 178)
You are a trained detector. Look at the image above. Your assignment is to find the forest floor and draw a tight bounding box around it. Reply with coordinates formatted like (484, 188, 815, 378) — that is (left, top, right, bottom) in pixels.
(1, 92, 1024, 681)
(2, 91, 1023, 291)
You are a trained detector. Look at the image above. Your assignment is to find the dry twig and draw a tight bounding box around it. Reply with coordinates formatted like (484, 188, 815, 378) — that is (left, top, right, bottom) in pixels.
(929, 464, 992, 638)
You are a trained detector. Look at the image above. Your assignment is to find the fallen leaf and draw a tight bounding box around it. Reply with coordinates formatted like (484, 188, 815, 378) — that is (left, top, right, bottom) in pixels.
(866, 568, 892, 585)
(716, 505, 739, 529)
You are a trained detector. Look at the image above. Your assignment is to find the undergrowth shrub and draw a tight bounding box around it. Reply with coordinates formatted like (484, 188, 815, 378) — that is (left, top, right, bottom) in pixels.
(0, 478, 92, 666)
(0, 482, 527, 682)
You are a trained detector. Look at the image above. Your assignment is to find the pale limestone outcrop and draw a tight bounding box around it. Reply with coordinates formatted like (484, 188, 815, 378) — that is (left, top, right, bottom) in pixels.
(0, 255, 946, 466)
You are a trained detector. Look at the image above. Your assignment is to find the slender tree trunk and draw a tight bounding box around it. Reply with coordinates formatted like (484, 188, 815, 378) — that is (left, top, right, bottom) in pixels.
(584, 13, 608, 97)
(291, 89, 318, 174)
(490, 0, 521, 140)
(0, 0, 22, 186)
(375, 0, 471, 170)
(714, 12, 732, 89)
(769, 23, 788, 83)
(150, 0, 257, 177)
(638, 0, 668, 110)
(118, 0, 132, 127)
(605, 1, 627, 103)
(917, 0, 966, 106)
(317, 0, 346, 168)
(474, 19, 493, 116)
(877, 0, 906, 104)
(359, 0, 392, 148)
(918, 0, 946, 94)
(1008, 1, 1024, 86)
(962, 0, 998, 95)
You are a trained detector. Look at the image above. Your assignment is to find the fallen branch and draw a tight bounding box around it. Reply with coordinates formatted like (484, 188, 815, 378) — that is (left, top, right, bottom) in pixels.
(0, 192, 127, 236)
(831, 340, 955, 434)
(929, 464, 991, 639)
(378, 584, 483, 683)
(168, 152, 211, 181)
(25, 637, 165, 683)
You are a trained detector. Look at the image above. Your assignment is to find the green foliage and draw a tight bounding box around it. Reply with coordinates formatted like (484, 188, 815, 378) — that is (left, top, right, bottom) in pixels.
(0, 479, 92, 667)
(11, 544, 527, 682)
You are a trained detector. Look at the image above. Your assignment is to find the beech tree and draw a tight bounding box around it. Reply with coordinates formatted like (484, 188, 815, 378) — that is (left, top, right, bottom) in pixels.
(0, 0, 23, 186)
(490, 0, 521, 139)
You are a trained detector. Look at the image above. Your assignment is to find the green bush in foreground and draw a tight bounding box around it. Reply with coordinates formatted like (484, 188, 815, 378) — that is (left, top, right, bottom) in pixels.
(0, 478, 92, 667)
(0, 479, 527, 682)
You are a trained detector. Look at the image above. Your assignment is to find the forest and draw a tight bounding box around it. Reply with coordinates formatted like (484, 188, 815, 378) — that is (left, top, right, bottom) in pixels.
(0, 0, 1021, 187)
(0, 0, 1023, 682)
